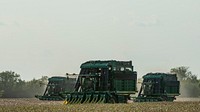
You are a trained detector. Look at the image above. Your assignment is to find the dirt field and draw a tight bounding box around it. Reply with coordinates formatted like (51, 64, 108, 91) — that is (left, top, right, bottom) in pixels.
(0, 98, 199, 112)
(176, 97, 200, 102)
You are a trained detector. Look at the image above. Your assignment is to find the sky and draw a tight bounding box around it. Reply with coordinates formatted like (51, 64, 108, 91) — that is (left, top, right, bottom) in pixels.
(0, 0, 200, 80)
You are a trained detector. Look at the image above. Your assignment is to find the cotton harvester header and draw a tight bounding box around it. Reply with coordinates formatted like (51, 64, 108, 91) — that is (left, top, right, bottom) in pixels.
(63, 60, 137, 104)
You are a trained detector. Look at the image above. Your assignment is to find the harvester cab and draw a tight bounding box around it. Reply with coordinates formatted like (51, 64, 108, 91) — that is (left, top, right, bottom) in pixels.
(81, 77, 95, 92)
(64, 60, 137, 104)
(136, 73, 180, 102)
(35, 76, 77, 100)
(142, 81, 154, 95)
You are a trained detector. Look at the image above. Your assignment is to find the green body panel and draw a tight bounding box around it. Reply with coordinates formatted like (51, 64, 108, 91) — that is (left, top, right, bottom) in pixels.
(48, 77, 68, 81)
(143, 74, 163, 79)
(81, 62, 109, 68)
(114, 80, 136, 91)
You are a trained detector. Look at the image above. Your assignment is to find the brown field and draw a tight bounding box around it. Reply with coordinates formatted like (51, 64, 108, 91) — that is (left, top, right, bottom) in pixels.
(0, 98, 199, 112)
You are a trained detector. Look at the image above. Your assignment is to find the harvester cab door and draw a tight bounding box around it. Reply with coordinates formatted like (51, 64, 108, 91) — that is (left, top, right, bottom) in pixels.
(77, 76, 98, 92)
(82, 77, 94, 92)
(143, 81, 153, 95)
(138, 81, 154, 96)
(45, 82, 56, 96)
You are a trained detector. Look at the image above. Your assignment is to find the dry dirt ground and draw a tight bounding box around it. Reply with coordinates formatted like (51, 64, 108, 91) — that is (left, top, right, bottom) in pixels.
(0, 98, 199, 112)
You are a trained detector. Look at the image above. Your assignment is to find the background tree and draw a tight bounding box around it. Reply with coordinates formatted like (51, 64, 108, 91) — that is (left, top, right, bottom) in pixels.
(24, 76, 48, 97)
(0, 71, 48, 98)
(0, 71, 20, 97)
(170, 66, 200, 97)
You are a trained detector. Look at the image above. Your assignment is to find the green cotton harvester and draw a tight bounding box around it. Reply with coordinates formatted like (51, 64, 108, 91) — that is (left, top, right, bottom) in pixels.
(135, 73, 180, 102)
(63, 60, 137, 104)
(35, 76, 77, 100)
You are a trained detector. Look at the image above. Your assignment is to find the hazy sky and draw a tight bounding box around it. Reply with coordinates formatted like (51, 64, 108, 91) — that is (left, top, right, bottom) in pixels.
(0, 0, 200, 80)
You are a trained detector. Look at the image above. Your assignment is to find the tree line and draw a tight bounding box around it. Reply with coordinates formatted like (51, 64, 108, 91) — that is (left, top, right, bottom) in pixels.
(0, 71, 47, 98)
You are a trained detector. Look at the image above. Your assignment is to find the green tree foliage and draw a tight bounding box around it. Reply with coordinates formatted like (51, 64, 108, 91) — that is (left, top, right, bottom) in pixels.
(170, 66, 200, 97)
(0, 71, 47, 98)
(0, 71, 20, 97)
